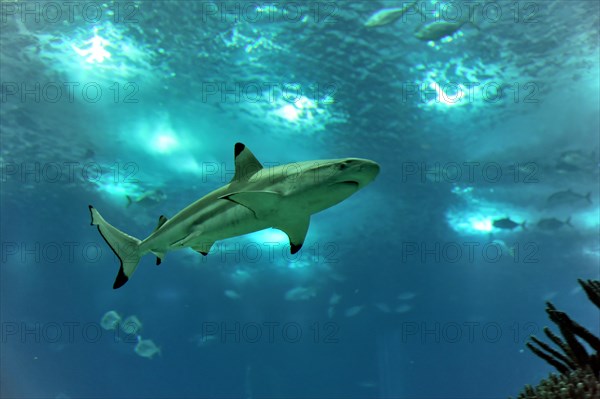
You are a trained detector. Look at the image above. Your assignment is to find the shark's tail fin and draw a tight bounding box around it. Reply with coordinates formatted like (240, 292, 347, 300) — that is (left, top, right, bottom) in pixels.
(89, 205, 142, 289)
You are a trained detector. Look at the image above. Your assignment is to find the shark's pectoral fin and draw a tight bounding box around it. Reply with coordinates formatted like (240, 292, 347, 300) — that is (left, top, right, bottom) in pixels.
(232, 143, 263, 182)
(191, 241, 215, 256)
(275, 216, 310, 254)
(220, 191, 281, 219)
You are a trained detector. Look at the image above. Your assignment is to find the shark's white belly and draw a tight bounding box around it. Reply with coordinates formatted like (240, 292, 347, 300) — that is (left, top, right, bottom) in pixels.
(191, 203, 273, 244)
(142, 201, 274, 254)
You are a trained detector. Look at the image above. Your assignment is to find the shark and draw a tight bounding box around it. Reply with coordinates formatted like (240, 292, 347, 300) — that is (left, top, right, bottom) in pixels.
(89, 143, 380, 289)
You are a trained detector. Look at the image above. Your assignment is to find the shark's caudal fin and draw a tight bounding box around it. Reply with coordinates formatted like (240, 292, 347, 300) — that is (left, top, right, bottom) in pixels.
(89, 205, 142, 289)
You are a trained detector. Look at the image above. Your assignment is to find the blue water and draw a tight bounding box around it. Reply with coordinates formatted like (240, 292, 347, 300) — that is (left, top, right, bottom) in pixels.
(1, 1, 599, 398)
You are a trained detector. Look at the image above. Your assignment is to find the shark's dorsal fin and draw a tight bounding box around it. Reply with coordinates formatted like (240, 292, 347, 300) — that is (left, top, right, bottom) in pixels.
(220, 191, 280, 218)
(275, 216, 310, 254)
(233, 143, 263, 182)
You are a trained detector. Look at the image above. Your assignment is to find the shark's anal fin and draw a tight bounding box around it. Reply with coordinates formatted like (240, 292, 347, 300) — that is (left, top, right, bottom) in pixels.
(275, 216, 310, 255)
(219, 191, 281, 219)
(232, 143, 263, 182)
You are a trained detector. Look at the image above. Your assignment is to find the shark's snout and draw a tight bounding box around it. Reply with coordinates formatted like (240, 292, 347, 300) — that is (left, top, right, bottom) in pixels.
(335, 158, 380, 188)
(359, 160, 380, 187)
(360, 160, 380, 177)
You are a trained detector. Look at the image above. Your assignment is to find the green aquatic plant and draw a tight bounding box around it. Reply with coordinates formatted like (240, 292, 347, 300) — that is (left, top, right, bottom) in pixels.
(516, 366, 598, 399)
(513, 279, 600, 399)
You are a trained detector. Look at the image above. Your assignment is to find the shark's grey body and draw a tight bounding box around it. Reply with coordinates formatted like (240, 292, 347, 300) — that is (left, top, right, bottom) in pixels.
(90, 143, 380, 289)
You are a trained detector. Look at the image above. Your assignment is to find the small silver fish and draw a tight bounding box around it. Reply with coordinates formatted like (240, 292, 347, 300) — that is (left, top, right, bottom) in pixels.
(556, 150, 597, 173)
(493, 217, 526, 230)
(547, 190, 592, 207)
(537, 217, 573, 230)
(126, 189, 167, 208)
(414, 19, 479, 41)
(364, 2, 420, 28)
(134, 337, 161, 359)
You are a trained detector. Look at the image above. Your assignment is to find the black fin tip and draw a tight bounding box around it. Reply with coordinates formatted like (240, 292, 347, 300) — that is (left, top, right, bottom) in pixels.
(290, 243, 302, 255)
(234, 143, 245, 157)
(113, 266, 129, 289)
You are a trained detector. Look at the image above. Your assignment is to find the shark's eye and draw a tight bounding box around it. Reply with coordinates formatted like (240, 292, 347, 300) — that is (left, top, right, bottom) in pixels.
(339, 163, 347, 170)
